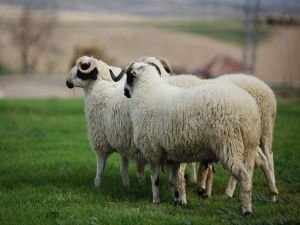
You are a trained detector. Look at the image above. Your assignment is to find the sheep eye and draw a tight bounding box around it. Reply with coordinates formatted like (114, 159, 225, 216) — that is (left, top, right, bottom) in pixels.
(128, 71, 136, 77)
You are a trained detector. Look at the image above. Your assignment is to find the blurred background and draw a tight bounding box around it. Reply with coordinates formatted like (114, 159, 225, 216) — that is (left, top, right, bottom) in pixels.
(0, 0, 299, 98)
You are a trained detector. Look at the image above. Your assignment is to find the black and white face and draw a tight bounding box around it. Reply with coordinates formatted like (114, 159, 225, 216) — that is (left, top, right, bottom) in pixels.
(66, 56, 98, 89)
(123, 62, 161, 98)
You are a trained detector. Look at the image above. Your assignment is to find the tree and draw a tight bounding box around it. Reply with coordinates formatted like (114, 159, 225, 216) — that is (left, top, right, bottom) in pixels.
(10, 6, 57, 74)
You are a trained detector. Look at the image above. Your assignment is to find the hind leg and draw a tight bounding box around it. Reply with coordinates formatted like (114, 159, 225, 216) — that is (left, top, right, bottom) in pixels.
(256, 148, 278, 201)
(240, 156, 255, 215)
(261, 128, 278, 200)
(220, 154, 254, 215)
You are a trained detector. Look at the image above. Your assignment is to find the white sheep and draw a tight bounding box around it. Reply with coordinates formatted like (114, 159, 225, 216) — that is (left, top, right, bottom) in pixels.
(138, 56, 278, 200)
(66, 56, 146, 188)
(110, 61, 261, 215)
(217, 74, 277, 199)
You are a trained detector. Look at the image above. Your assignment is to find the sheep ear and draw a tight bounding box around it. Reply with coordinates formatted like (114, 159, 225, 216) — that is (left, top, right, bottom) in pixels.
(158, 57, 172, 74)
(101, 72, 111, 81)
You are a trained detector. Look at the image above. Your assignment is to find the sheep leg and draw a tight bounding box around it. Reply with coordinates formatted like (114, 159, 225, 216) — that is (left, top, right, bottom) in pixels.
(178, 164, 187, 203)
(95, 152, 107, 187)
(136, 159, 146, 181)
(225, 176, 237, 197)
(167, 163, 187, 204)
(169, 164, 180, 204)
(269, 151, 278, 202)
(188, 163, 197, 184)
(256, 148, 278, 201)
(196, 162, 209, 198)
(240, 154, 255, 216)
(221, 152, 254, 215)
(151, 163, 160, 203)
(261, 127, 278, 201)
(232, 162, 253, 215)
(120, 156, 130, 187)
(225, 147, 278, 200)
(205, 163, 214, 197)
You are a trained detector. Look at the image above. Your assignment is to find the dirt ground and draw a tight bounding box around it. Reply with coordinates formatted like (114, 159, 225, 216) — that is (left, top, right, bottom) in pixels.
(0, 74, 83, 99)
(0, 4, 299, 98)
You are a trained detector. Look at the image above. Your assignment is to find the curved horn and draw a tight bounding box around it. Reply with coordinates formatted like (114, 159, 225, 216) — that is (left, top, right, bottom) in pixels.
(110, 68, 126, 82)
(157, 56, 173, 74)
(77, 57, 97, 74)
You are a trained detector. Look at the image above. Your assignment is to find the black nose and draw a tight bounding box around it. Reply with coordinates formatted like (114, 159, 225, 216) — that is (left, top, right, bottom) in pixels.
(124, 88, 131, 98)
(66, 80, 74, 89)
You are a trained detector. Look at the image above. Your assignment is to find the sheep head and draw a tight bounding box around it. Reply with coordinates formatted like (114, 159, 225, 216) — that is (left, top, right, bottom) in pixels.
(109, 61, 161, 98)
(66, 56, 116, 89)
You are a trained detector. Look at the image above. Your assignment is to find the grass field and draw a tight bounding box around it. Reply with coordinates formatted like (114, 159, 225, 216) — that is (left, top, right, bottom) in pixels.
(149, 20, 271, 46)
(0, 99, 299, 225)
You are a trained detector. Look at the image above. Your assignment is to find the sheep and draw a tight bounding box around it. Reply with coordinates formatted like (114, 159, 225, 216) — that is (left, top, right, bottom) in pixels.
(138, 56, 278, 201)
(66, 56, 146, 188)
(216, 74, 278, 199)
(110, 61, 261, 215)
(197, 74, 278, 200)
(137, 57, 201, 185)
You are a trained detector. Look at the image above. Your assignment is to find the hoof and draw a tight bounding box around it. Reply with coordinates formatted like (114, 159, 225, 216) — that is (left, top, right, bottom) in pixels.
(197, 187, 205, 195)
(173, 200, 180, 206)
(180, 200, 187, 205)
(94, 178, 101, 187)
(184, 173, 189, 180)
(152, 199, 160, 204)
(271, 194, 277, 202)
(197, 188, 208, 199)
(122, 180, 130, 188)
(243, 211, 252, 216)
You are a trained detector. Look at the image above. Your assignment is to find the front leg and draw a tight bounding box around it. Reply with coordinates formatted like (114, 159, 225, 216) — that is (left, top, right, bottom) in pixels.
(95, 152, 108, 187)
(174, 163, 187, 204)
(151, 163, 160, 203)
(205, 163, 214, 197)
(188, 163, 197, 184)
(136, 159, 146, 181)
(196, 162, 209, 198)
(120, 156, 130, 187)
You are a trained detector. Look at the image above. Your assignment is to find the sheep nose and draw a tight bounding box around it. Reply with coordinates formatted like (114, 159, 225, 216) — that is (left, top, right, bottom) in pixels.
(66, 80, 74, 89)
(124, 88, 131, 98)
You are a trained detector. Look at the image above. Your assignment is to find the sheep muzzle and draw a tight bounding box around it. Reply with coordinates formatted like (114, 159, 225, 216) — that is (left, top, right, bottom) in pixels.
(66, 80, 74, 89)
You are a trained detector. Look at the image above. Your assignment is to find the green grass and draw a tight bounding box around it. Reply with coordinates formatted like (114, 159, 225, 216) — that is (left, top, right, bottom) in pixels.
(150, 20, 271, 46)
(0, 65, 20, 75)
(0, 99, 299, 225)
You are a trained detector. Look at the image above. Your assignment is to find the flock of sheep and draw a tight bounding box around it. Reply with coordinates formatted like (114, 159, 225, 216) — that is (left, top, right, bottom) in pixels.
(66, 55, 279, 216)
